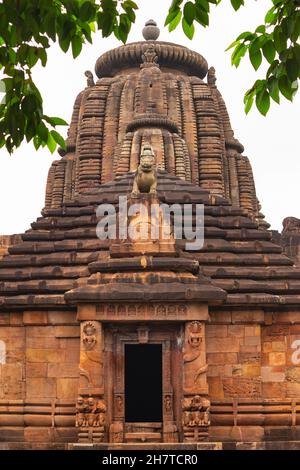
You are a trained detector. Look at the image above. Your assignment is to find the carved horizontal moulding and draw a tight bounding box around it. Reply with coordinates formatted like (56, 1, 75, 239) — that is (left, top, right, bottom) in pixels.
(77, 302, 209, 322)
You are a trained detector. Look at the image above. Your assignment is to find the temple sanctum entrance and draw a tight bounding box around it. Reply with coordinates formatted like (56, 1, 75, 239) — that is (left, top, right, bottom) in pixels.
(125, 344, 163, 423)
(105, 323, 182, 443)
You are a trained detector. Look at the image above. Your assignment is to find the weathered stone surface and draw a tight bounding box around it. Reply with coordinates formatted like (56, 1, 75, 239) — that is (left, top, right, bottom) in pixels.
(48, 363, 79, 378)
(0, 22, 300, 450)
(26, 363, 48, 378)
(57, 378, 79, 399)
(26, 378, 56, 398)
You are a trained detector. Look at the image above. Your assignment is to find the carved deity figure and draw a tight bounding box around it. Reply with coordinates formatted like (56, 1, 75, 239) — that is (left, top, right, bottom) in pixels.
(75, 396, 106, 429)
(75, 396, 86, 427)
(182, 395, 210, 429)
(131, 144, 157, 196)
(82, 321, 97, 350)
(141, 44, 159, 68)
(93, 399, 106, 427)
(183, 321, 208, 394)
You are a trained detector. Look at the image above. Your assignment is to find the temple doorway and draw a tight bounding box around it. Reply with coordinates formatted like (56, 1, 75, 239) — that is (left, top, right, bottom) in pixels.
(125, 344, 162, 423)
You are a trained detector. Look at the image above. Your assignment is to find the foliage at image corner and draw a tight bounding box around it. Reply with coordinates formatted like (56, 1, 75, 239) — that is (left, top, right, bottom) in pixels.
(165, 0, 300, 117)
(0, 0, 299, 155)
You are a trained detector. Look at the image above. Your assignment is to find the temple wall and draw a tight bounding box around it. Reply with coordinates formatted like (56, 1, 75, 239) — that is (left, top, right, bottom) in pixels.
(207, 308, 300, 442)
(1, 307, 300, 445)
(0, 310, 79, 444)
(207, 321, 261, 400)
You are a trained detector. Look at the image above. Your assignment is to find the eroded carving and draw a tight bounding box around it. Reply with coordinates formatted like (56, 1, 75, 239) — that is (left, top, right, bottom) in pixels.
(76, 395, 106, 442)
(283, 217, 300, 233)
(82, 321, 97, 350)
(85, 70, 95, 87)
(141, 43, 159, 69)
(131, 144, 157, 196)
(183, 321, 208, 393)
(182, 395, 210, 441)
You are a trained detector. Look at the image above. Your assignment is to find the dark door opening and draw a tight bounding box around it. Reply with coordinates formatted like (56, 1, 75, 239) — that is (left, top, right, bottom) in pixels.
(125, 344, 162, 422)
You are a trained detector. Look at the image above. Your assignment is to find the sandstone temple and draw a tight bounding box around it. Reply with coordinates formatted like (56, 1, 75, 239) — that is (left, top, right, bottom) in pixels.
(1, 21, 300, 450)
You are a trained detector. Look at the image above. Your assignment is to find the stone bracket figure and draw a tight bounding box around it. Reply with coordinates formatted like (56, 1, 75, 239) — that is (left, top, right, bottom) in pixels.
(182, 395, 210, 442)
(76, 395, 106, 443)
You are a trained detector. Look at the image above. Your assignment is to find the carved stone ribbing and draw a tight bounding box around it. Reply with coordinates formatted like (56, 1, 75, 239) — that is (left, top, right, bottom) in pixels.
(51, 160, 67, 208)
(192, 82, 224, 196)
(178, 79, 199, 185)
(95, 41, 208, 78)
(44, 161, 58, 209)
(101, 79, 126, 183)
(236, 155, 254, 213)
(78, 82, 110, 192)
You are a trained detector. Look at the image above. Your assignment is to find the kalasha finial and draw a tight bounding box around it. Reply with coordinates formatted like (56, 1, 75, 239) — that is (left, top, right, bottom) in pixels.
(207, 67, 216, 86)
(142, 19, 160, 41)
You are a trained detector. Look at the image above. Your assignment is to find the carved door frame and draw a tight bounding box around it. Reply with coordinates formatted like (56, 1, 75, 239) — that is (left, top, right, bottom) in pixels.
(104, 323, 181, 443)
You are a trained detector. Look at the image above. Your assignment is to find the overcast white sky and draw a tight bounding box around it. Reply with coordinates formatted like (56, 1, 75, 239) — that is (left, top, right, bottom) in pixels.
(0, 0, 299, 234)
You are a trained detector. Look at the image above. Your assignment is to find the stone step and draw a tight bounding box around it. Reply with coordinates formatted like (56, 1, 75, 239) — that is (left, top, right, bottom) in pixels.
(125, 432, 162, 443)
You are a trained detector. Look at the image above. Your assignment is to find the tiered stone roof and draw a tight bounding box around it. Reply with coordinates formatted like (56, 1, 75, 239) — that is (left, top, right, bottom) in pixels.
(1, 172, 300, 310)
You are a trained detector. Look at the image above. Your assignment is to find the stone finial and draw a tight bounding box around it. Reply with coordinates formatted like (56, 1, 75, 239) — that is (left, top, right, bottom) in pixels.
(207, 66, 216, 86)
(142, 19, 160, 41)
(85, 70, 95, 87)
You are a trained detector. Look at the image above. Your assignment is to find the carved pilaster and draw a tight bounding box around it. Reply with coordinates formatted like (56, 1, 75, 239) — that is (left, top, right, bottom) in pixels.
(182, 321, 210, 441)
(77, 319, 106, 442)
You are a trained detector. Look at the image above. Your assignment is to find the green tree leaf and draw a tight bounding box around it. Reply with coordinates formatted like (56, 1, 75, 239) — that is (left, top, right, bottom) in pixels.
(79, 2, 96, 22)
(278, 75, 293, 101)
(183, 2, 196, 25)
(168, 10, 182, 31)
(43, 116, 68, 127)
(231, 43, 247, 67)
(286, 58, 299, 82)
(72, 36, 83, 59)
(51, 130, 66, 149)
(37, 121, 49, 142)
(273, 26, 287, 53)
(249, 43, 262, 70)
(244, 91, 255, 114)
(262, 40, 276, 64)
(195, 5, 209, 26)
(268, 76, 280, 104)
(256, 89, 270, 116)
(230, 0, 244, 12)
(265, 6, 277, 24)
(46, 131, 56, 153)
(182, 17, 195, 39)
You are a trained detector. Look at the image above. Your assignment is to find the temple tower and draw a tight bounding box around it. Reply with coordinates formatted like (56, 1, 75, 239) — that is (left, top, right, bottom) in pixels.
(0, 22, 300, 449)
